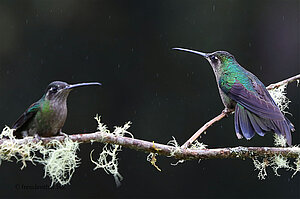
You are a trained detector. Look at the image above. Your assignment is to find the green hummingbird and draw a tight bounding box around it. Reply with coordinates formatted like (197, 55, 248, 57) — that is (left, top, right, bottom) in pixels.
(173, 47, 295, 146)
(12, 81, 102, 138)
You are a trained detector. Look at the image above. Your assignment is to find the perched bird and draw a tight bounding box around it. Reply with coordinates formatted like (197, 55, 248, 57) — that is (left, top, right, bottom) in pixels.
(12, 81, 102, 138)
(173, 47, 294, 145)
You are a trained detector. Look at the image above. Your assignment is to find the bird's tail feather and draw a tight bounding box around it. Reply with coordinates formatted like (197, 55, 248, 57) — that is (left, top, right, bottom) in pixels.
(284, 116, 295, 132)
(235, 105, 255, 140)
(234, 104, 292, 146)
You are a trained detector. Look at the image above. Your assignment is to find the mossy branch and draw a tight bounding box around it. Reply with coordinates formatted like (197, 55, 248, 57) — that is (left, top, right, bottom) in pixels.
(266, 74, 300, 90)
(0, 74, 299, 185)
(0, 74, 299, 161)
(1, 132, 300, 160)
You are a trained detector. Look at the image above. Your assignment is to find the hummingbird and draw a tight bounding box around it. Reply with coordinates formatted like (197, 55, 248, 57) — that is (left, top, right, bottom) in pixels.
(173, 47, 294, 146)
(12, 81, 102, 138)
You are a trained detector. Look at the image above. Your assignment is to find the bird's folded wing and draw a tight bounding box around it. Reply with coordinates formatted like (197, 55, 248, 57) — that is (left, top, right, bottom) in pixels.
(12, 101, 40, 131)
(220, 80, 284, 120)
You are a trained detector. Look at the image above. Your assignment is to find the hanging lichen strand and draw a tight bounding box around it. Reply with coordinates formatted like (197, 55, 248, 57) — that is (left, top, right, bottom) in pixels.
(90, 115, 133, 187)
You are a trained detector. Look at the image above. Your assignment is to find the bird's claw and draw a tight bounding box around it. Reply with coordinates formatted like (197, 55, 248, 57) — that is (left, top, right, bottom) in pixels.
(222, 108, 234, 117)
(34, 134, 42, 141)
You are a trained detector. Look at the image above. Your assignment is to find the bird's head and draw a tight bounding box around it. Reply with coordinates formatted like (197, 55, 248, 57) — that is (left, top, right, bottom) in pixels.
(44, 81, 102, 101)
(173, 47, 236, 72)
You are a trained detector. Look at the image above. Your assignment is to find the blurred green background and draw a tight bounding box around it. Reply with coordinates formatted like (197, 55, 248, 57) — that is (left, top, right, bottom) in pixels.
(0, 0, 299, 198)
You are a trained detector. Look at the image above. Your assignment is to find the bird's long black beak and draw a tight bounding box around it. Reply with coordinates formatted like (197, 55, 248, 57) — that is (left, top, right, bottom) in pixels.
(66, 82, 102, 90)
(173, 47, 208, 58)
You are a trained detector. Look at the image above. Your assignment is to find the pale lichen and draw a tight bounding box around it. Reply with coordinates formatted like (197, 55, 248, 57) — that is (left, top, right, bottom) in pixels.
(291, 156, 300, 178)
(90, 115, 132, 187)
(37, 138, 80, 186)
(253, 158, 268, 180)
(273, 134, 287, 147)
(167, 136, 181, 157)
(253, 149, 300, 179)
(146, 152, 161, 171)
(146, 142, 162, 171)
(167, 137, 207, 165)
(268, 83, 291, 114)
(0, 126, 80, 186)
(167, 137, 185, 165)
(94, 114, 110, 134)
(189, 140, 207, 163)
(0, 126, 43, 169)
(189, 140, 207, 150)
(270, 155, 291, 176)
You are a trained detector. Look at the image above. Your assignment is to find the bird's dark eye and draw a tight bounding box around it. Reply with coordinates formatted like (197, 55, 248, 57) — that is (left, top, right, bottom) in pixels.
(49, 86, 58, 93)
(210, 55, 219, 63)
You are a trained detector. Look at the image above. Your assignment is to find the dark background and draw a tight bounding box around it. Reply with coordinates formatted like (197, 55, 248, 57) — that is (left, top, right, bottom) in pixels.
(0, 0, 299, 198)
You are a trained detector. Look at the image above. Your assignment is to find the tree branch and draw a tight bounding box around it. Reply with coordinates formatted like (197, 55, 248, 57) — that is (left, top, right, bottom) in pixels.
(2, 131, 300, 160)
(181, 111, 227, 148)
(266, 74, 300, 89)
(1, 74, 300, 161)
